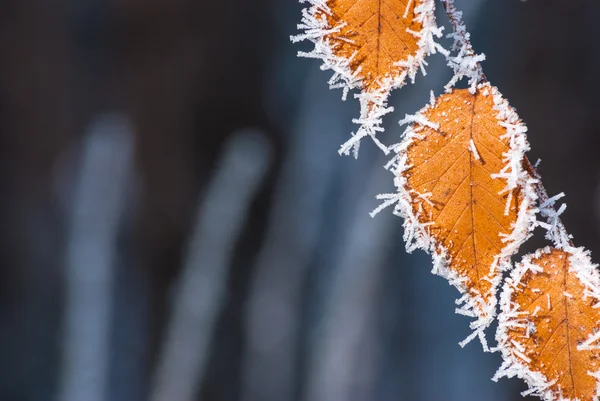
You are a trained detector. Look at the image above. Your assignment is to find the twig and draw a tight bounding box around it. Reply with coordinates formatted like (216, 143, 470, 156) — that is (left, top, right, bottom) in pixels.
(441, 0, 486, 83)
(440, 0, 487, 93)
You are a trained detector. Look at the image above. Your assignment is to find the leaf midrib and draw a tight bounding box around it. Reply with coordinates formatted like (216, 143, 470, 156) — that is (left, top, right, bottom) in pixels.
(468, 94, 480, 284)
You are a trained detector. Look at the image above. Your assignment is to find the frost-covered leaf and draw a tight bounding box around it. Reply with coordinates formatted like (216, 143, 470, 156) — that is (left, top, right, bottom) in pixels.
(495, 247, 600, 401)
(385, 83, 536, 345)
(321, 0, 421, 92)
(292, 0, 444, 156)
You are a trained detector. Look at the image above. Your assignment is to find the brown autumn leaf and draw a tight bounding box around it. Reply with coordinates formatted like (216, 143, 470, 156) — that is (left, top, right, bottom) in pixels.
(322, 0, 422, 92)
(293, 0, 441, 155)
(391, 84, 535, 333)
(495, 247, 600, 401)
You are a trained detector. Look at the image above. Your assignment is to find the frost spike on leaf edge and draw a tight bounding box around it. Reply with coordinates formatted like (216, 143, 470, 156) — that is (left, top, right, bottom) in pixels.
(291, 0, 446, 158)
(377, 82, 538, 348)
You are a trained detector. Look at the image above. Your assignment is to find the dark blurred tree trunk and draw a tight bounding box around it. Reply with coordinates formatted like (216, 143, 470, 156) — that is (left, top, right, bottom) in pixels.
(0, 1, 73, 400)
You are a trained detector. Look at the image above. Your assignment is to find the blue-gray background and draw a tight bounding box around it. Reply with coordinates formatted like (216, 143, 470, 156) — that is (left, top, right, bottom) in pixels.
(1, 0, 600, 400)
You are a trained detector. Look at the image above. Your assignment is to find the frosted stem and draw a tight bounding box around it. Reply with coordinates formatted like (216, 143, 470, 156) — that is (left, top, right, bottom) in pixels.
(440, 0, 487, 92)
(441, 0, 485, 76)
(523, 158, 574, 248)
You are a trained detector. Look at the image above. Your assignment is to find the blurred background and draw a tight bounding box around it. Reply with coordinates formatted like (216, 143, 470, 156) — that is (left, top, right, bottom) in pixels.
(1, 0, 600, 400)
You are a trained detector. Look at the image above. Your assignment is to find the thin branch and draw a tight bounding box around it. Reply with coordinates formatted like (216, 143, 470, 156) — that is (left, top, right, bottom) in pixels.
(441, 0, 486, 78)
(440, 0, 486, 91)
(524, 158, 574, 248)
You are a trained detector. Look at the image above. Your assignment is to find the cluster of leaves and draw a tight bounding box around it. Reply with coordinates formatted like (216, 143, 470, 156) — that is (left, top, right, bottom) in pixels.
(292, 0, 600, 400)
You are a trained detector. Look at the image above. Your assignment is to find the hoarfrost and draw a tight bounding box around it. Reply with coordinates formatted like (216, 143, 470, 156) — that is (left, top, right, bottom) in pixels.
(292, 0, 446, 158)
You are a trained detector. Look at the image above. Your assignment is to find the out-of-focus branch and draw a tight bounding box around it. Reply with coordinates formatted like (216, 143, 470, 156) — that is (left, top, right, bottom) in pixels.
(240, 70, 343, 401)
(303, 159, 394, 401)
(58, 114, 135, 401)
(149, 130, 272, 401)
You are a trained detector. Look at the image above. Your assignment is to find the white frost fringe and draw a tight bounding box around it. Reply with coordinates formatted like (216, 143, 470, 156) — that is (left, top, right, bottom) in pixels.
(441, 0, 486, 93)
(374, 83, 537, 349)
(494, 246, 600, 401)
(291, 0, 446, 158)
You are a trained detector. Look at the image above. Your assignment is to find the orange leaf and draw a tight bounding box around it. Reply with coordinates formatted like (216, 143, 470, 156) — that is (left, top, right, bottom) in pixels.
(495, 247, 600, 401)
(388, 84, 536, 343)
(293, 0, 442, 156)
(323, 0, 421, 92)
